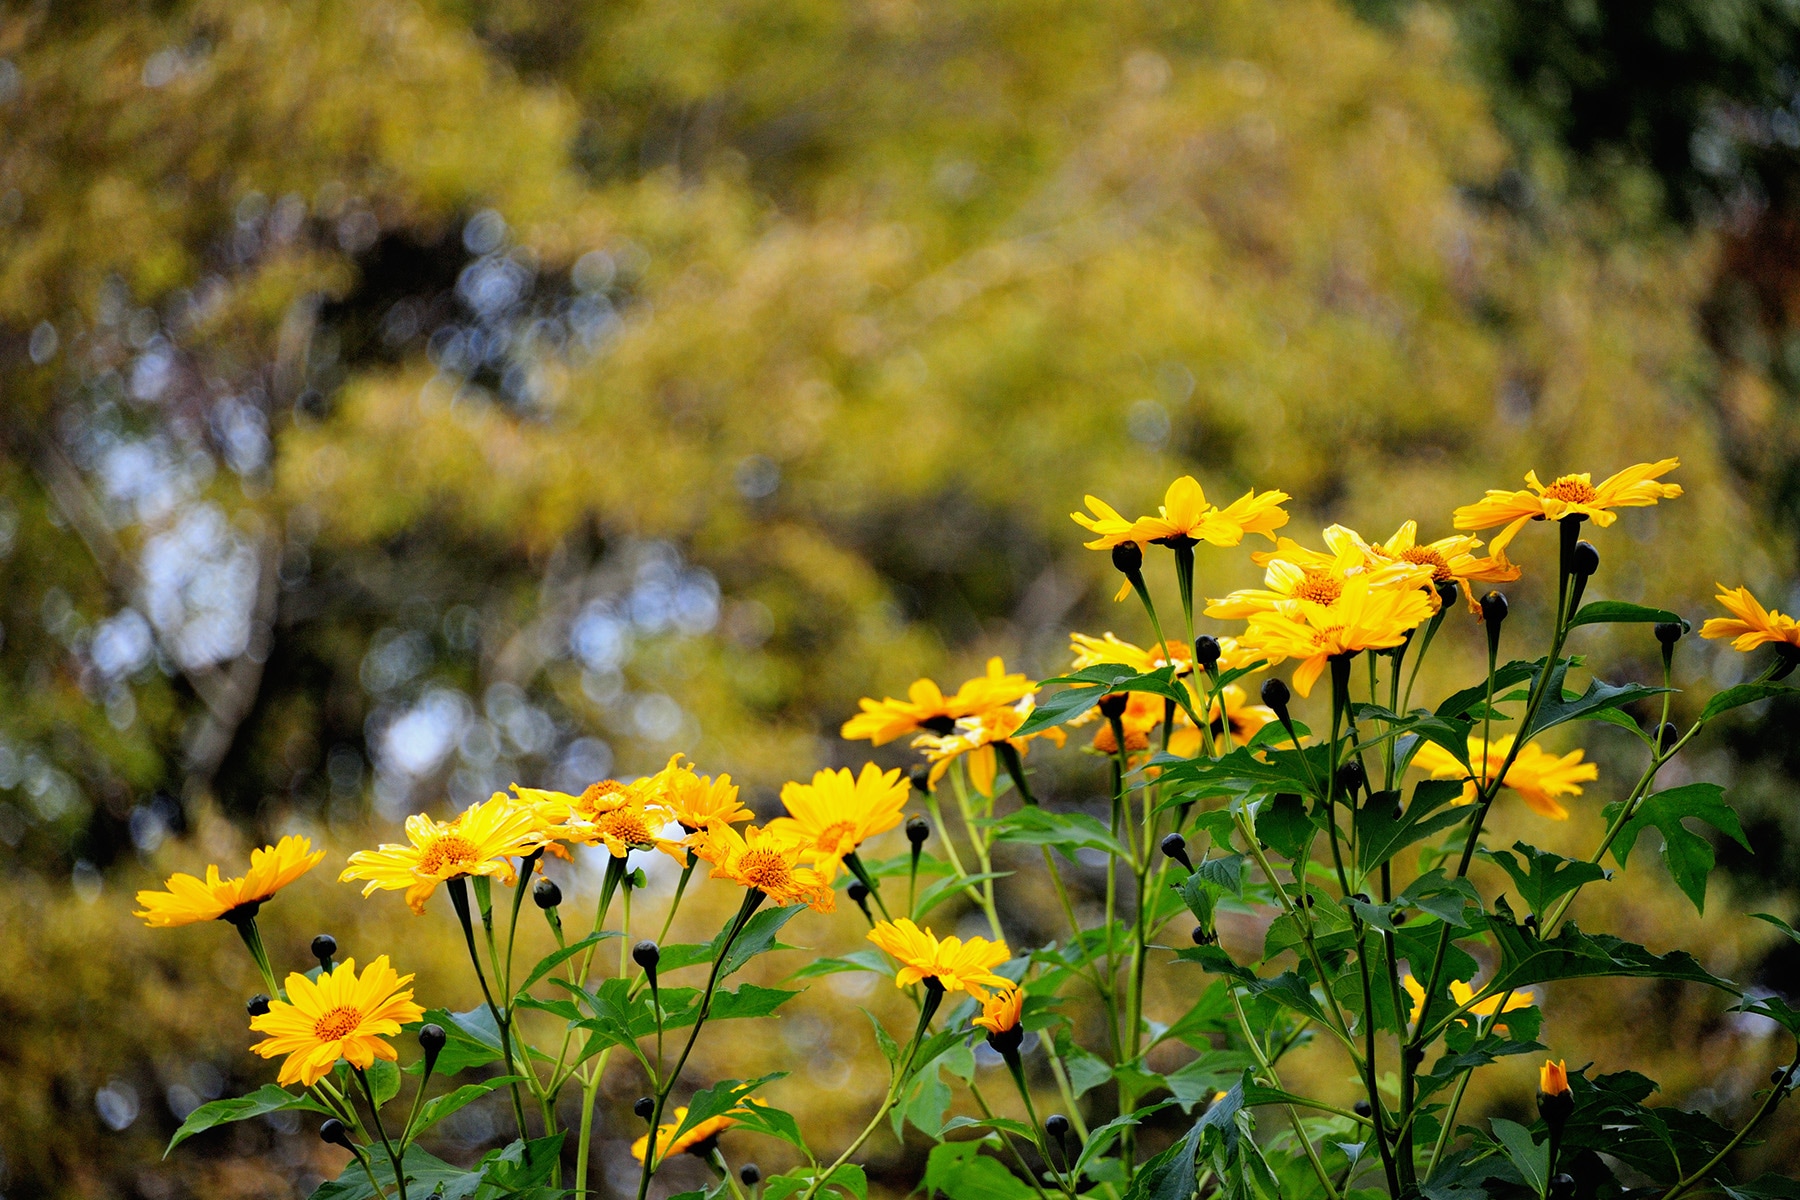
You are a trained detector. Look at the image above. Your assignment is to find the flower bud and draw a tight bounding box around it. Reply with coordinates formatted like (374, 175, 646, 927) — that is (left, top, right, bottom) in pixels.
(906, 816, 930, 847)
(246, 993, 271, 1017)
(418, 1023, 446, 1074)
(1549, 1173, 1576, 1200)
(1193, 636, 1221, 671)
(908, 765, 933, 793)
(1537, 1059, 1574, 1133)
(1160, 832, 1193, 871)
(1334, 760, 1365, 799)
(1260, 677, 1291, 721)
(1111, 541, 1144, 578)
(848, 880, 873, 920)
(1480, 590, 1509, 626)
(533, 877, 562, 909)
(1659, 722, 1680, 753)
(1353, 1100, 1372, 1118)
(741, 1164, 761, 1186)
(1190, 925, 1215, 946)
(319, 1118, 355, 1150)
(1654, 621, 1684, 647)
(634, 1096, 656, 1121)
(311, 934, 337, 970)
(1044, 1113, 1070, 1141)
(1097, 692, 1129, 720)
(1434, 578, 1461, 612)
(633, 940, 661, 972)
(1571, 541, 1600, 578)
(986, 1023, 1024, 1059)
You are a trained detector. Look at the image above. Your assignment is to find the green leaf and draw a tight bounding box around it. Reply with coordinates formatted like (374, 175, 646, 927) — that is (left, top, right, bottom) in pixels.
(1568, 600, 1687, 630)
(1479, 842, 1607, 920)
(788, 949, 891, 980)
(166, 1085, 331, 1155)
(670, 1074, 786, 1146)
(409, 1076, 526, 1138)
(865, 1008, 901, 1068)
(1193, 854, 1244, 895)
(1176, 872, 1215, 928)
(924, 1140, 1035, 1200)
(733, 1101, 811, 1156)
(515, 931, 617, 996)
(1610, 782, 1752, 914)
(1163, 1051, 1258, 1112)
(364, 1059, 402, 1107)
(1013, 663, 1136, 735)
(988, 807, 1127, 859)
(912, 870, 1010, 920)
(1121, 1113, 1206, 1200)
(1253, 792, 1315, 862)
(1436, 659, 1551, 719)
(1488, 1118, 1548, 1194)
(1753, 912, 1800, 945)
(1722, 1174, 1800, 1199)
(1484, 911, 1739, 997)
(474, 1133, 566, 1193)
(1702, 681, 1794, 721)
(718, 904, 807, 978)
(1354, 779, 1473, 873)
(307, 1144, 477, 1199)
(1072, 1101, 1177, 1180)
(942, 1115, 1037, 1139)
(405, 1006, 504, 1076)
(1397, 868, 1482, 928)
(1523, 661, 1670, 738)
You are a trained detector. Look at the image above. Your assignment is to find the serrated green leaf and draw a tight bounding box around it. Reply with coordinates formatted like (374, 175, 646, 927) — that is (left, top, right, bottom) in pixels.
(1354, 779, 1472, 873)
(1483, 911, 1739, 997)
(1610, 782, 1751, 914)
(1523, 661, 1670, 738)
(364, 1058, 401, 1107)
(1488, 1118, 1548, 1194)
(1479, 842, 1607, 919)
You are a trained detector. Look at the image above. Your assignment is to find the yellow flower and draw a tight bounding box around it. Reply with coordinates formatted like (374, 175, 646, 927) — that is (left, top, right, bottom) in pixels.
(1452, 459, 1682, 555)
(1089, 691, 1166, 754)
(690, 823, 836, 913)
(766, 763, 909, 883)
(340, 793, 544, 914)
(1072, 476, 1289, 550)
(867, 918, 1012, 1000)
(516, 776, 690, 865)
(135, 835, 325, 927)
(1356, 521, 1520, 612)
(1211, 526, 1434, 620)
(912, 696, 1066, 789)
(842, 658, 1034, 745)
(1401, 974, 1534, 1028)
(1069, 631, 1192, 676)
(971, 985, 1025, 1036)
(649, 755, 753, 832)
(1410, 734, 1595, 820)
(1235, 576, 1438, 697)
(1699, 584, 1800, 653)
(1539, 1059, 1570, 1096)
(248, 956, 425, 1088)
(630, 1105, 752, 1165)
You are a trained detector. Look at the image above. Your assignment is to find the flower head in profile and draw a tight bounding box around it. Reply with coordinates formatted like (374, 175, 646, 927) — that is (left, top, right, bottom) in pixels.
(691, 823, 835, 912)
(135, 835, 325, 928)
(1700, 584, 1800, 654)
(518, 776, 689, 865)
(1073, 477, 1289, 552)
(1410, 734, 1595, 820)
(971, 985, 1025, 1036)
(340, 794, 543, 914)
(1236, 576, 1438, 697)
(1539, 1059, 1570, 1097)
(249, 956, 425, 1087)
(1212, 526, 1434, 620)
(649, 755, 753, 833)
(912, 696, 1066, 790)
(631, 1104, 756, 1166)
(842, 658, 1034, 745)
(767, 763, 910, 882)
(867, 918, 1012, 1000)
(1453, 459, 1682, 554)
(1402, 974, 1534, 1029)
(1356, 521, 1520, 611)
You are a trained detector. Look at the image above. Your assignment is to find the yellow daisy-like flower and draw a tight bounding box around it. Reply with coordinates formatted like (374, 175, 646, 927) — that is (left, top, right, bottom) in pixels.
(1540, 1059, 1570, 1096)
(1699, 584, 1800, 653)
(248, 956, 425, 1088)
(1211, 526, 1434, 620)
(1356, 521, 1520, 612)
(1236, 576, 1438, 697)
(649, 754, 753, 832)
(1452, 459, 1682, 555)
(690, 823, 836, 913)
(1401, 974, 1534, 1028)
(972, 985, 1025, 1036)
(135, 835, 325, 928)
(516, 776, 689, 865)
(912, 696, 1067, 790)
(842, 658, 1034, 745)
(1072, 477, 1290, 551)
(766, 763, 910, 883)
(1410, 734, 1596, 820)
(340, 793, 544, 914)
(1069, 631, 1193, 676)
(867, 918, 1013, 1000)
(630, 1105, 753, 1166)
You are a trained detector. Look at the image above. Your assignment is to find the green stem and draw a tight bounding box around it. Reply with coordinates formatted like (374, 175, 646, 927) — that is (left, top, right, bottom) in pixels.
(1657, 1047, 1797, 1200)
(447, 877, 531, 1140)
(353, 1067, 408, 1200)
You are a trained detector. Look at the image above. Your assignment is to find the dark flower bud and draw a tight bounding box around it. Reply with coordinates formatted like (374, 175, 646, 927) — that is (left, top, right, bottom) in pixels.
(1193, 636, 1221, 671)
(1111, 541, 1144, 578)
(246, 993, 271, 1017)
(1190, 925, 1215, 945)
(418, 1023, 446, 1074)
(1523, 915, 1539, 937)
(848, 880, 873, 920)
(906, 816, 930, 847)
(1772, 1067, 1791, 1088)
(1549, 1173, 1576, 1200)
(633, 940, 661, 972)
(1160, 832, 1193, 871)
(1350, 893, 1369, 906)
(908, 765, 933, 793)
(311, 934, 337, 970)
(1654, 621, 1684, 647)
(1044, 1113, 1071, 1141)
(634, 1096, 656, 1121)
(1353, 1100, 1372, 1118)
(1537, 1060, 1575, 1133)
(319, 1118, 355, 1150)
(1260, 677, 1290, 720)
(1571, 541, 1600, 578)
(741, 1164, 761, 1186)
(1480, 590, 1509, 626)
(1335, 759, 1365, 798)
(533, 878, 562, 909)
(1302, 892, 1317, 907)
(986, 1023, 1024, 1059)
(1393, 910, 1408, 926)
(1097, 692, 1129, 720)
(1658, 722, 1680, 753)
(1434, 578, 1461, 612)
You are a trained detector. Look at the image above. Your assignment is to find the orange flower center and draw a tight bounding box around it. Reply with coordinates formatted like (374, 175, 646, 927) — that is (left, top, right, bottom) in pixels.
(577, 779, 629, 818)
(595, 808, 656, 848)
(1542, 476, 1598, 504)
(419, 834, 479, 876)
(1400, 546, 1453, 582)
(314, 1005, 362, 1041)
(812, 821, 859, 857)
(737, 848, 796, 892)
(1293, 569, 1343, 605)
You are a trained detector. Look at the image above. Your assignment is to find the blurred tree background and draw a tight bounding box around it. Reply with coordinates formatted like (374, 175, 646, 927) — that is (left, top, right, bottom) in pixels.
(5, 0, 1800, 1195)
